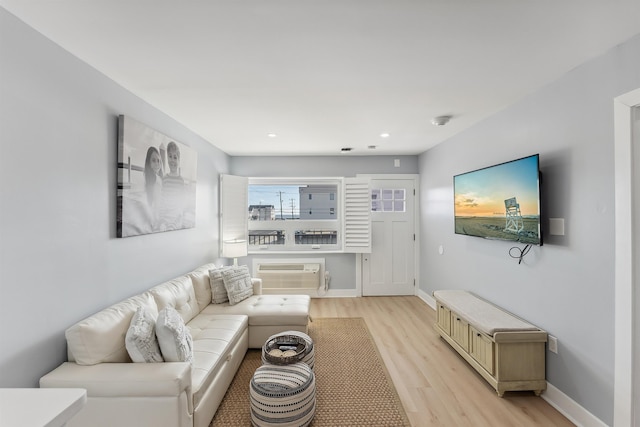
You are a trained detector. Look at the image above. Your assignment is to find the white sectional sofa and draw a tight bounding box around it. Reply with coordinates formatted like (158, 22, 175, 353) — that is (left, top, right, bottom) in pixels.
(39, 263, 311, 427)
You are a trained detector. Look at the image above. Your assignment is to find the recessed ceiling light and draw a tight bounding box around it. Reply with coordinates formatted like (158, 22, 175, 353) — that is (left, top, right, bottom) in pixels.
(380, 133, 390, 138)
(267, 133, 277, 138)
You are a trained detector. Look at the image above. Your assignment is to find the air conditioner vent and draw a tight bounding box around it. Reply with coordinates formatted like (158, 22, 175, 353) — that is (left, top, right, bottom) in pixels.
(258, 263, 318, 272)
(256, 263, 321, 290)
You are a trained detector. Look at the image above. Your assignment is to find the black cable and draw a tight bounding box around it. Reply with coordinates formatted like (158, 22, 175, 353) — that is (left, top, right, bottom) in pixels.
(509, 244, 532, 264)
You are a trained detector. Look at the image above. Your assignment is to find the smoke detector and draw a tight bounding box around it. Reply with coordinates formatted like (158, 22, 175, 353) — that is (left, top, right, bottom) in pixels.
(431, 115, 452, 126)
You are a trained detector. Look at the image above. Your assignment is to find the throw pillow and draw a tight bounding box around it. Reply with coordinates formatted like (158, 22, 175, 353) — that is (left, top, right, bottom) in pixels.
(156, 306, 194, 363)
(125, 306, 164, 363)
(209, 267, 231, 304)
(221, 265, 253, 305)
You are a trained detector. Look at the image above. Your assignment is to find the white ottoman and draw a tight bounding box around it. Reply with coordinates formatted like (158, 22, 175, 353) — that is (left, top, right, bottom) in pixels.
(250, 362, 316, 427)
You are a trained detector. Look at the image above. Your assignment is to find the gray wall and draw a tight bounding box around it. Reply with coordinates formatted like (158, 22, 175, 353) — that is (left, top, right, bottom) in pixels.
(231, 155, 419, 290)
(0, 9, 230, 387)
(418, 33, 640, 424)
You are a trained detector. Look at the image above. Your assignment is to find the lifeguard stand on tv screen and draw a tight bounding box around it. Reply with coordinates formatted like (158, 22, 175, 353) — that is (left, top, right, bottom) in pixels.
(504, 197, 524, 234)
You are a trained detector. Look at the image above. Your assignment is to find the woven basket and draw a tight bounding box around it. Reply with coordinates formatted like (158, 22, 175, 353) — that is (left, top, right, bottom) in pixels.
(262, 334, 308, 365)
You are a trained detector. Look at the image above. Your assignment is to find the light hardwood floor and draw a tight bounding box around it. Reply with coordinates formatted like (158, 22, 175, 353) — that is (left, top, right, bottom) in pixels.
(309, 296, 574, 427)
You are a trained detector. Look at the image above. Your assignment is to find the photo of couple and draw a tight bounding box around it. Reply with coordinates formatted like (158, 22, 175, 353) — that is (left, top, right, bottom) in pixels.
(117, 115, 197, 237)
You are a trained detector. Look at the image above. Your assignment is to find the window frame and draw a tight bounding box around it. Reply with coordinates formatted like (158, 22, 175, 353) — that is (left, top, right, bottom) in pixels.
(248, 177, 343, 253)
(220, 174, 371, 255)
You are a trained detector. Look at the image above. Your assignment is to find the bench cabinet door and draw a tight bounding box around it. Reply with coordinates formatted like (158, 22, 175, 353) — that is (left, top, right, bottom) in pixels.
(469, 326, 494, 374)
(436, 303, 451, 335)
(451, 312, 469, 352)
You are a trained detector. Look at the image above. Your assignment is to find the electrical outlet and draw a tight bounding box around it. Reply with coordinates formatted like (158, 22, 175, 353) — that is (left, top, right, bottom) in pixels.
(548, 335, 558, 354)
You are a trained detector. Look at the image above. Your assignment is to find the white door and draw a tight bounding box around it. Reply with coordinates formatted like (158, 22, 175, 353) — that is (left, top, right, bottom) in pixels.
(363, 177, 416, 296)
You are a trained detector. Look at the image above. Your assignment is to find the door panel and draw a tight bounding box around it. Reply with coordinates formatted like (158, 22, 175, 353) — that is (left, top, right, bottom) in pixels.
(392, 221, 410, 284)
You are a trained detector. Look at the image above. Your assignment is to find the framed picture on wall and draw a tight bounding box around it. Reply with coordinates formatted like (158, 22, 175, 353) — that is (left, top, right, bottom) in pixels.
(117, 115, 198, 237)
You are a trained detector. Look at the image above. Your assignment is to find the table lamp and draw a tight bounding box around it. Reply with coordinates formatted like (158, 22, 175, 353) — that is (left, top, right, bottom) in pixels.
(222, 239, 247, 266)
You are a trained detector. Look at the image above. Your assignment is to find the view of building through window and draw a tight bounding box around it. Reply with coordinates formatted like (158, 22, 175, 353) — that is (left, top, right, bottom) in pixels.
(248, 183, 339, 247)
(248, 184, 337, 220)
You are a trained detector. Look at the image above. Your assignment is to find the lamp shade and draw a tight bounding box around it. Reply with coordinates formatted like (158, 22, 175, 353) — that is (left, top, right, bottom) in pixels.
(222, 239, 247, 258)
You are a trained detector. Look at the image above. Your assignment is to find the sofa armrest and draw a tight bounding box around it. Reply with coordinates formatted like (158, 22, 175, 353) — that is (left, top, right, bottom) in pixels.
(40, 362, 192, 410)
(252, 278, 263, 295)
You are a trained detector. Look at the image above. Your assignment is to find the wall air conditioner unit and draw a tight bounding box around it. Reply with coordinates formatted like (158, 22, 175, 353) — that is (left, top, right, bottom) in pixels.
(256, 263, 321, 290)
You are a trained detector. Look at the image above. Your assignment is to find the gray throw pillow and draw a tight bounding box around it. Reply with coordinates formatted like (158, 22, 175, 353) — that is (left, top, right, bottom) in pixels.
(155, 306, 193, 363)
(125, 306, 164, 363)
(221, 265, 253, 305)
(209, 267, 232, 304)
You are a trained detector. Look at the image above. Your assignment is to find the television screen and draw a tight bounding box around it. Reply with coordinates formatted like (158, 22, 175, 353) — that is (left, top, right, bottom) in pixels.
(454, 154, 542, 245)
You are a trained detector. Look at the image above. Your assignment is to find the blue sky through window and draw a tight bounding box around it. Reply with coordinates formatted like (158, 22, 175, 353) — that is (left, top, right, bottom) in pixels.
(249, 185, 301, 218)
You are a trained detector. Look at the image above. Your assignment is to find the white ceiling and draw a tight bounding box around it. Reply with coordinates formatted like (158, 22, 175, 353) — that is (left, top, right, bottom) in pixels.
(2, 1, 639, 156)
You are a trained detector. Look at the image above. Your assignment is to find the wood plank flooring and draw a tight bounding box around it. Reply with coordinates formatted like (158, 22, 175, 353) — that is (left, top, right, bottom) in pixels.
(309, 296, 574, 427)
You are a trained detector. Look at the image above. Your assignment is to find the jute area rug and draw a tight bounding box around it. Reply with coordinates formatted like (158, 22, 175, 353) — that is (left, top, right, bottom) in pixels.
(210, 317, 410, 426)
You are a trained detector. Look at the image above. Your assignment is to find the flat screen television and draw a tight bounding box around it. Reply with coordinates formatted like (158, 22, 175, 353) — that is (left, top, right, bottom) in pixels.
(454, 154, 542, 245)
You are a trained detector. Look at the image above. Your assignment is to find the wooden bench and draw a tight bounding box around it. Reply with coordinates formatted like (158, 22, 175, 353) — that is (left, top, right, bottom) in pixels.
(433, 290, 547, 396)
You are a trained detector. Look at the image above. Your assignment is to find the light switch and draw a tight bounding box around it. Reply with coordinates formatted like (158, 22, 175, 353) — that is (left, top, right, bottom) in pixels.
(394, 159, 400, 167)
(549, 218, 565, 236)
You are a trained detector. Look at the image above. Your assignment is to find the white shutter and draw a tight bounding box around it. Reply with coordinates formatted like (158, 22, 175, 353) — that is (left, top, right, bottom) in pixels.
(343, 177, 371, 253)
(220, 174, 248, 254)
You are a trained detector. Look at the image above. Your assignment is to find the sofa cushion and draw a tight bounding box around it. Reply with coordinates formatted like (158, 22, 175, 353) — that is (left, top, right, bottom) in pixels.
(221, 266, 253, 305)
(125, 306, 164, 363)
(187, 263, 218, 312)
(209, 267, 232, 304)
(156, 307, 194, 363)
(433, 290, 539, 336)
(66, 292, 158, 365)
(149, 275, 200, 324)
(187, 313, 249, 409)
(201, 295, 310, 327)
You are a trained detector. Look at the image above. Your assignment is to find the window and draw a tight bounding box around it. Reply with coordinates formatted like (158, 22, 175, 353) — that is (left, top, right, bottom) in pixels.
(248, 179, 340, 251)
(221, 175, 371, 253)
(371, 188, 406, 212)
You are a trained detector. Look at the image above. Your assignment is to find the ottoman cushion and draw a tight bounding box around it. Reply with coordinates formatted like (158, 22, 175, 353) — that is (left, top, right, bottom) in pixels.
(250, 363, 316, 427)
(201, 295, 310, 326)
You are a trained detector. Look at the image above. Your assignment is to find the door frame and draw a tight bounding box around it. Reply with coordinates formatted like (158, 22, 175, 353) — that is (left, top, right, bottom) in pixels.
(355, 174, 420, 297)
(613, 87, 640, 426)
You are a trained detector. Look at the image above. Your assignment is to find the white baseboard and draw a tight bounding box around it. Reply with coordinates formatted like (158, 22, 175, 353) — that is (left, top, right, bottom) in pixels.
(264, 288, 358, 298)
(298, 289, 360, 298)
(418, 289, 604, 426)
(541, 383, 607, 427)
(316, 289, 359, 298)
(418, 289, 436, 309)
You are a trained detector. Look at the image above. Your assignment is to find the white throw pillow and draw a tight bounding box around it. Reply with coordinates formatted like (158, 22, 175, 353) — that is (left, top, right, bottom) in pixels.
(125, 306, 164, 363)
(221, 265, 253, 305)
(209, 267, 232, 304)
(156, 307, 193, 363)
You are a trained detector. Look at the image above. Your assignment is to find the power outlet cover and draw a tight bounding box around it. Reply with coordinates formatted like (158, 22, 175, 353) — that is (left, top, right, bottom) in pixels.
(548, 335, 558, 354)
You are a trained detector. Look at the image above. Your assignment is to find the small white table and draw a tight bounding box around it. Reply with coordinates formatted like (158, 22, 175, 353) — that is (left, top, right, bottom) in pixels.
(0, 388, 86, 427)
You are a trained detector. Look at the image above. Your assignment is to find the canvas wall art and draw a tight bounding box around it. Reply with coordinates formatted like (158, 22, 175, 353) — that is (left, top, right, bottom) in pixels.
(117, 115, 198, 237)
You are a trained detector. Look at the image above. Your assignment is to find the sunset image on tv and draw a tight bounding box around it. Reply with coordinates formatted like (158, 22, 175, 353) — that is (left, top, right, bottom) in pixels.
(454, 155, 541, 245)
